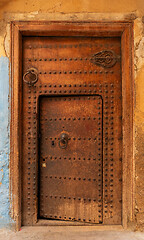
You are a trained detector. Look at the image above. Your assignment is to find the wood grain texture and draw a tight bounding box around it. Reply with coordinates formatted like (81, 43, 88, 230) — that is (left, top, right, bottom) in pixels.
(39, 96, 103, 224)
(22, 36, 122, 225)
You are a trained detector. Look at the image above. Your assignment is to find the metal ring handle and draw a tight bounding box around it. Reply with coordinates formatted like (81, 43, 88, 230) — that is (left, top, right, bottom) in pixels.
(23, 68, 38, 85)
(59, 133, 68, 149)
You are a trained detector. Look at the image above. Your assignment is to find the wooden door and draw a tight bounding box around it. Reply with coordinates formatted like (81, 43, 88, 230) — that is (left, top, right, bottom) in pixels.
(22, 36, 122, 225)
(39, 95, 103, 223)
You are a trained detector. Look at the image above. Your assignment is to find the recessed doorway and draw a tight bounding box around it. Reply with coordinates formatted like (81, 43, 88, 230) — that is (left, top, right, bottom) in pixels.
(10, 21, 134, 229)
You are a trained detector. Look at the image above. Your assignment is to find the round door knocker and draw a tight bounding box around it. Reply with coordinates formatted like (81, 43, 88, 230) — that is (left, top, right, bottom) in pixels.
(59, 133, 68, 149)
(23, 68, 38, 85)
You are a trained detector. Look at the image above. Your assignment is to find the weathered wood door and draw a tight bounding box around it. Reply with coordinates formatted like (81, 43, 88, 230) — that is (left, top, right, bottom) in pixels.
(22, 36, 122, 225)
(39, 95, 103, 223)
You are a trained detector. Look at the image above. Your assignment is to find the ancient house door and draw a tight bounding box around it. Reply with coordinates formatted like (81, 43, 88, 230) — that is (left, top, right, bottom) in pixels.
(22, 36, 122, 225)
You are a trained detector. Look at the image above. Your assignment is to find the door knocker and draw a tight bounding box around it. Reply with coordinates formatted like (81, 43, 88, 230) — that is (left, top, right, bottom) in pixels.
(23, 67, 38, 85)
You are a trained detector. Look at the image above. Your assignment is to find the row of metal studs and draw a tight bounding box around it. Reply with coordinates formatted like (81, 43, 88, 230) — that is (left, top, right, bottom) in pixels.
(27, 89, 31, 222)
(25, 43, 120, 49)
(40, 136, 102, 142)
(40, 150, 102, 159)
(45, 196, 100, 201)
(27, 57, 91, 62)
(97, 105, 103, 222)
(37, 84, 113, 88)
(103, 85, 109, 217)
(28, 85, 115, 95)
(26, 57, 119, 62)
(103, 84, 114, 218)
(33, 94, 37, 219)
(42, 157, 102, 161)
(43, 137, 100, 140)
(109, 84, 114, 218)
(45, 176, 102, 181)
(44, 214, 102, 222)
(40, 97, 102, 101)
(41, 117, 101, 121)
(32, 89, 103, 94)
(27, 90, 37, 224)
(38, 70, 114, 74)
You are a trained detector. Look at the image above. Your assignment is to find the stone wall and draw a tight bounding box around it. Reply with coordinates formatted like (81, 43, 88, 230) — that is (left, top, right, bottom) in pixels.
(0, 0, 143, 231)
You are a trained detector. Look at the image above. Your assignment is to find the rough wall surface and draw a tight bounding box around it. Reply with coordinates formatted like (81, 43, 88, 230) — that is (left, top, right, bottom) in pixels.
(134, 18, 144, 231)
(0, 0, 143, 231)
(0, 56, 11, 227)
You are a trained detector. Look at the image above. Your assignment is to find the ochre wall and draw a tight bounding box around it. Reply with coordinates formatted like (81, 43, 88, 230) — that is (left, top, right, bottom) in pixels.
(0, 0, 143, 231)
(0, 0, 144, 17)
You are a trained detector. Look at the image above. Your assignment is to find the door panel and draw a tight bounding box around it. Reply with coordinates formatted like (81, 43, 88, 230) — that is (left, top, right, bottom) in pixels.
(39, 95, 103, 223)
(22, 36, 122, 225)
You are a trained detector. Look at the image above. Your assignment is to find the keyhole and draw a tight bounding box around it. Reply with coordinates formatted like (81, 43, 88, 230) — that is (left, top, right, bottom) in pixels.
(51, 140, 55, 147)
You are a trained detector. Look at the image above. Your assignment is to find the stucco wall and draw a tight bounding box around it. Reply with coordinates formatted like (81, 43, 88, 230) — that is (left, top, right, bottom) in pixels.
(0, 56, 11, 227)
(0, 0, 143, 231)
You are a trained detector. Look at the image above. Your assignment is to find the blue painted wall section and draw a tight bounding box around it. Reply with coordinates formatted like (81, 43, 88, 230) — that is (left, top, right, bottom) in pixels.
(0, 56, 11, 227)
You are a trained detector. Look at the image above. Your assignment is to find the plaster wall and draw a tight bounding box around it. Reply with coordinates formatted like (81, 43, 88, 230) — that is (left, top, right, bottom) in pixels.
(0, 0, 143, 231)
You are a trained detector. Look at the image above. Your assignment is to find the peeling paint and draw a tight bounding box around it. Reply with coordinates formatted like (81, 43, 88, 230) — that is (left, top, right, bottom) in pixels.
(134, 18, 144, 74)
(0, 56, 11, 227)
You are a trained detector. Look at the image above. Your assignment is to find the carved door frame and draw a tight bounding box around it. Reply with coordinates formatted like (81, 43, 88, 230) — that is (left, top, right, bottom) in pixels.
(10, 21, 134, 230)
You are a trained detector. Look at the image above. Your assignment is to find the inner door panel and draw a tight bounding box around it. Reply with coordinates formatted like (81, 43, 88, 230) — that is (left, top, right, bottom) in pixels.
(39, 95, 103, 223)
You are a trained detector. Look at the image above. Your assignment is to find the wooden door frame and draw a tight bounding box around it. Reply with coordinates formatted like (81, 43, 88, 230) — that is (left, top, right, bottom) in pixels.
(10, 21, 134, 230)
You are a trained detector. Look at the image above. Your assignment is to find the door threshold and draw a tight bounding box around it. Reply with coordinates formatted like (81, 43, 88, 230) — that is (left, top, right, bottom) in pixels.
(36, 219, 97, 226)
(35, 220, 124, 230)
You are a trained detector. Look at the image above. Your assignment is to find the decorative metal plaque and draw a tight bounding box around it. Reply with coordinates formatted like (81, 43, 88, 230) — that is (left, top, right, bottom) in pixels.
(90, 50, 120, 68)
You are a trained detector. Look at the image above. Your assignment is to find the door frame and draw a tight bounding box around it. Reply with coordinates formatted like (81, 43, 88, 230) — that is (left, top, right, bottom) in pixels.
(10, 21, 134, 230)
